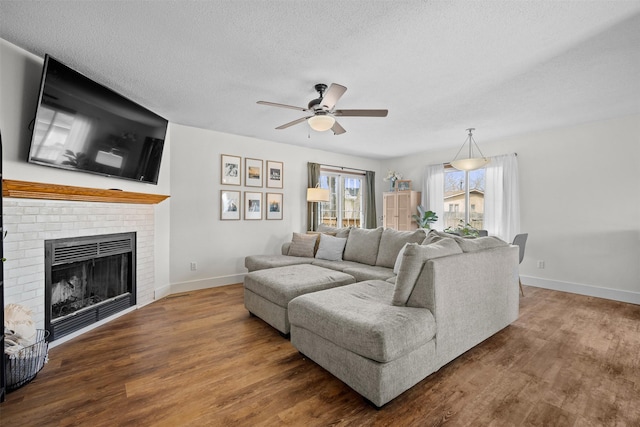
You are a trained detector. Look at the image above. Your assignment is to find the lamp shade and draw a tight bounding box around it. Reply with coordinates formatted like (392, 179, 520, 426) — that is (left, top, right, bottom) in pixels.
(307, 187, 330, 202)
(308, 115, 335, 132)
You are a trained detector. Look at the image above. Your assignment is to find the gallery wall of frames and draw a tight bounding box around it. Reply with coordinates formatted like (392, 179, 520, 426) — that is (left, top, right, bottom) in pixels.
(219, 154, 284, 221)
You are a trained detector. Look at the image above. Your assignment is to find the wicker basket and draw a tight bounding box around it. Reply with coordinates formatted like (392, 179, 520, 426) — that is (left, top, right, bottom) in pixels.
(4, 329, 49, 392)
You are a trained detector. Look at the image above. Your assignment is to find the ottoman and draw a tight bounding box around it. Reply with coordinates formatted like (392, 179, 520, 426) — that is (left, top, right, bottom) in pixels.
(244, 264, 356, 335)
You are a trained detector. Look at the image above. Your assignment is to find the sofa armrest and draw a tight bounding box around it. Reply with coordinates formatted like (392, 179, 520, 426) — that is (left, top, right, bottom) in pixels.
(281, 242, 291, 255)
(418, 245, 519, 368)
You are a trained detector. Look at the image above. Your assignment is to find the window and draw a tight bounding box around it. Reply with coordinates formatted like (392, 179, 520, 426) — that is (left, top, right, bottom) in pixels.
(319, 171, 364, 228)
(443, 165, 485, 230)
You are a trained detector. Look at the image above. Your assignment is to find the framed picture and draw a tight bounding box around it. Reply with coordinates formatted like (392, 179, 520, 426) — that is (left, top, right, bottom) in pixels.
(221, 154, 241, 186)
(266, 193, 283, 220)
(244, 191, 262, 220)
(220, 190, 240, 220)
(245, 158, 263, 187)
(266, 160, 283, 188)
(396, 180, 412, 191)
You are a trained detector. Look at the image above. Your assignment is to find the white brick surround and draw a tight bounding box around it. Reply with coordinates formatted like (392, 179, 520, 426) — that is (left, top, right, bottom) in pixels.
(3, 199, 155, 330)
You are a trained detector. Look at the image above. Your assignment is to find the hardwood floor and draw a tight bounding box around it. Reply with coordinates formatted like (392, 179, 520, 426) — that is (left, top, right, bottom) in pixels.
(2, 284, 639, 426)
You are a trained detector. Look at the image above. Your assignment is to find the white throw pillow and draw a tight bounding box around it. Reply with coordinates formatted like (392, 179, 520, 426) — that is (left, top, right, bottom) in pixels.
(315, 234, 347, 261)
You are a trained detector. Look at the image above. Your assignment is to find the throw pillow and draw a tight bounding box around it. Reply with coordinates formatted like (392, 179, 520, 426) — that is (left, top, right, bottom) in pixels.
(375, 228, 426, 268)
(287, 232, 318, 258)
(343, 227, 384, 266)
(392, 239, 462, 306)
(307, 231, 337, 253)
(393, 243, 408, 275)
(315, 234, 348, 261)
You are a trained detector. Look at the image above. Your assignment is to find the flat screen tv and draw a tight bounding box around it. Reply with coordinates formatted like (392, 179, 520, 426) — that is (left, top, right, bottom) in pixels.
(27, 55, 168, 185)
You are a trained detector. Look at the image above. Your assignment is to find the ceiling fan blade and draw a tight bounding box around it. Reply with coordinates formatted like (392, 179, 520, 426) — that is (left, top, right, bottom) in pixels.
(275, 116, 311, 130)
(334, 109, 388, 117)
(257, 101, 308, 112)
(331, 121, 346, 135)
(321, 83, 347, 110)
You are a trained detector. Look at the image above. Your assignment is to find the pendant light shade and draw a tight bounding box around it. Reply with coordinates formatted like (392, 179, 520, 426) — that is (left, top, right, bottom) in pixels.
(450, 128, 490, 171)
(308, 114, 335, 132)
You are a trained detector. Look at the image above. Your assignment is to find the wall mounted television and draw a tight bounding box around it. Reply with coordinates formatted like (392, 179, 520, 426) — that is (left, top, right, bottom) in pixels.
(27, 55, 168, 185)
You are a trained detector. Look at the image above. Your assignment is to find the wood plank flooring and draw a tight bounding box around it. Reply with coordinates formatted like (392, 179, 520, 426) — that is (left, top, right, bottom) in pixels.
(1, 284, 639, 426)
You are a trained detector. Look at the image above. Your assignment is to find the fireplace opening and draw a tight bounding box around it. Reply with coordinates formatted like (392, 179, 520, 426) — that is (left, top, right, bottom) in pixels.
(45, 232, 136, 341)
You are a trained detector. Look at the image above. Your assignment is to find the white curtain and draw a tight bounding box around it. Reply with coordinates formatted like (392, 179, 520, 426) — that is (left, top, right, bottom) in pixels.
(484, 153, 520, 242)
(421, 163, 445, 231)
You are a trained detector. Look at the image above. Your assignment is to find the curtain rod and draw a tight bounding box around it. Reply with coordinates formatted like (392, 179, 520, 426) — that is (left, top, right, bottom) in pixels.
(319, 163, 368, 174)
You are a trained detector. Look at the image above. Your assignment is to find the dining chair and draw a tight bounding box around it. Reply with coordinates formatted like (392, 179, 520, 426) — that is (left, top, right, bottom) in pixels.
(512, 233, 528, 296)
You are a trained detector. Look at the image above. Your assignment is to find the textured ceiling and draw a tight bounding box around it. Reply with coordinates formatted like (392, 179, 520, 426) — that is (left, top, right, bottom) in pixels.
(1, 1, 639, 159)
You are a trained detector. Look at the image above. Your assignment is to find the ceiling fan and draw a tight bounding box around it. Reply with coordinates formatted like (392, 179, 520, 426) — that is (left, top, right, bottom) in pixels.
(257, 83, 388, 135)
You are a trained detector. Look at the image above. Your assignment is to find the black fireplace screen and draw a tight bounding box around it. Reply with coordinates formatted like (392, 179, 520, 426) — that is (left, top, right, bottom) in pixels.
(45, 232, 136, 341)
(50, 254, 129, 320)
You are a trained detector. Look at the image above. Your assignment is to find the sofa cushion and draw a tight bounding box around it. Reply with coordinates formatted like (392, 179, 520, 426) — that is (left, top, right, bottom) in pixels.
(343, 227, 383, 266)
(245, 264, 356, 308)
(392, 239, 462, 306)
(287, 232, 318, 257)
(315, 234, 347, 261)
(450, 235, 508, 252)
(310, 259, 367, 271)
(288, 280, 436, 363)
(245, 254, 315, 272)
(375, 228, 426, 268)
(317, 223, 352, 239)
(342, 265, 395, 282)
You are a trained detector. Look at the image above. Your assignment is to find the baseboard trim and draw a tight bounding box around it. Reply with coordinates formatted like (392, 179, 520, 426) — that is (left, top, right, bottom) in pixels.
(521, 275, 640, 305)
(169, 273, 246, 294)
(154, 284, 171, 300)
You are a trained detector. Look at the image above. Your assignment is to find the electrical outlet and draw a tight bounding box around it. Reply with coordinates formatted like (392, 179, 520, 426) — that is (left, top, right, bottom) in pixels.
(537, 260, 545, 269)
(190, 262, 197, 271)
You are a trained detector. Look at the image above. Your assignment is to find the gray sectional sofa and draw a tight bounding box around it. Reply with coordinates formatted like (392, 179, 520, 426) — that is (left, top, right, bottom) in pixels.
(244, 225, 520, 407)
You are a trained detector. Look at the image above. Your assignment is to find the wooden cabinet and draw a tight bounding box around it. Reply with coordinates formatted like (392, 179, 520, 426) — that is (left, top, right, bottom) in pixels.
(383, 191, 421, 231)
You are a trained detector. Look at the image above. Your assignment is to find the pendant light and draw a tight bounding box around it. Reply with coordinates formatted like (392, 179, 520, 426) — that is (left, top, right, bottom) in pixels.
(450, 128, 490, 171)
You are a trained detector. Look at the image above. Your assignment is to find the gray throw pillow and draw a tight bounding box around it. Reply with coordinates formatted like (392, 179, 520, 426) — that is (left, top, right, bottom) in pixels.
(392, 239, 462, 306)
(287, 232, 318, 258)
(393, 243, 408, 274)
(343, 227, 383, 266)
(315, 234, 348, 261)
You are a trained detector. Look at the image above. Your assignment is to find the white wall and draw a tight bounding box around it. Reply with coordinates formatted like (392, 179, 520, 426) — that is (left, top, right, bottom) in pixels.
(385, 116, 640, 303)
(167, 124, 382, 293)
(0, 39, 173, 297)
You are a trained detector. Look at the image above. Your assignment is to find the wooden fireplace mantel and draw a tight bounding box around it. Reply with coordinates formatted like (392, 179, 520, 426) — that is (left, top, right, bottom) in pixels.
(2, 179, 169, 204)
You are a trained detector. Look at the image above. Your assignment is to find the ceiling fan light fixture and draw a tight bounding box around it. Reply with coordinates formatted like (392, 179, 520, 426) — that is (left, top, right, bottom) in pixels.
(308, 114, 335, 132)
(450, 128, 490, 171)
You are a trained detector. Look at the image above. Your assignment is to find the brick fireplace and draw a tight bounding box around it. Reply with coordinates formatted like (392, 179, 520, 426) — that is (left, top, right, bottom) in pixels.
(2, 181, 167, 344)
